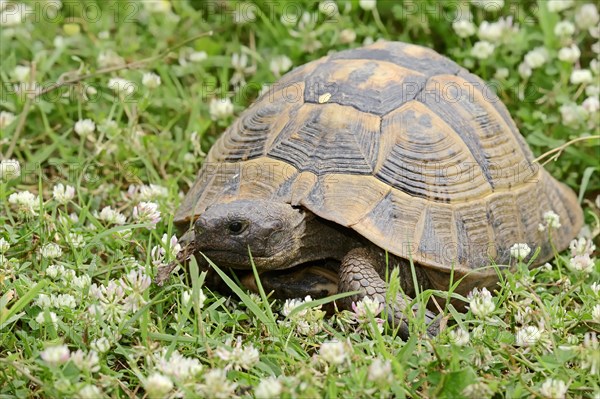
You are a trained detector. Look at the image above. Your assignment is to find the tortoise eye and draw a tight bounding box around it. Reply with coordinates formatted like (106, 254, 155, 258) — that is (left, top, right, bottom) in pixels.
(227, 221, 247, 235)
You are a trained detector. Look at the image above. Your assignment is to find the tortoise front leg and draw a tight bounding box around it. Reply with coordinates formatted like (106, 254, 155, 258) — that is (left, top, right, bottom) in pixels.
(338, 247, 440, 339)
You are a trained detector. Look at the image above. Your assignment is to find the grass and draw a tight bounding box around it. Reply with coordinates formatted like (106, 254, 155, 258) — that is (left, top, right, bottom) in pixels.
(1, 0, 599, 398)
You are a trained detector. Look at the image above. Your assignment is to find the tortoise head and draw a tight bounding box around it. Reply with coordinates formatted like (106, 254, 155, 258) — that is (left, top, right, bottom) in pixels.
(194, 199, 308, 270)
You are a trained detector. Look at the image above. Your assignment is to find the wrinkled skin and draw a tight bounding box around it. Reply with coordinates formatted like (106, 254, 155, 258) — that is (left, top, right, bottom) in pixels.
(194, 199, 440, 338)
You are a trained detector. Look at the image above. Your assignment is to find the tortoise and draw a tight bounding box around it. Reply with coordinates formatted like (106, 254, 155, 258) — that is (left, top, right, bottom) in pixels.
(171, 41, 583, 337)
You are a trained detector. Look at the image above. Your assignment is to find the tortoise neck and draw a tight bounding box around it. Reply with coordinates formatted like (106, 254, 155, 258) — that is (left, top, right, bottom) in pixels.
(296, 213, 363, 263)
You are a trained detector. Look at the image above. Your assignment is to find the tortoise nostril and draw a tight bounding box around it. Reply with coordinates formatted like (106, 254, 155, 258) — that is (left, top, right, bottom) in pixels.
(194, 217, 207, 236)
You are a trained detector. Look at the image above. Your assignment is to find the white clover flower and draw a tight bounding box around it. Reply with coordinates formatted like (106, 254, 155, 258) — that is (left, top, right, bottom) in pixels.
(524, 47, 549, 69)
(543, 210, 561, 229)
(359, 0, 377, 11)
(45, 264, 65, 278)
(559, 103, 588, 127)
(138, 184, 169, 201)
(198, 369, 237, 398)
(71, 274, 90, 290)
(339, 28, 357, 44)
(0, 237, 9, 253)
(269, 55, 292, 76)
(40, 243, 62, 259)
(592, 304, 600, 323)
(448, 327, 470, 346)
(13, 65, 30, 82)
(494, 68, 509, 80)
(453, 20, 476, 38)
(52, 183, 75, 204)
(510, 243, 531, 261)
(230, 51, 256, 86)
(154, 349, 203, 382)
(571, 69, 593, 84)
(471, 41, 495, 59)
(282, 296, 309, 318)
(77, 385, 102, 399)
(583, 96, 600, 113)
(142, 72, 161, 89)
(143, 0, 171, 13)
(8, 190, 39, 214)
(515, 325, 542, 347)
(189, 51, 207, 62)
(581, 332, 599, 374)
(478, 18, 514, 43)
(209, 98, 234, 120)
(542, 262, 552, 271)
(41, 345, 70, 366)
(74, 119, 95, 136)
(182, 289, 206, 309)
(463, 381, 493, 399)
(53, 293, 76, 308)
(151, 234, 181, 266)
(13, 81, 42, 97)
(233, 2, 257, 24)
(367, 357, 392, 384)
(554, 20, 576, 36)
(514, 305, 534, 324)
(35, 294, 51, 308)
(97, 206, 126, 225)
(467, 287, 495, 318)
(98, 119, 119, 135)
(591, 59, 599, 75)
(144, 373, 173, 397)
(363, 36, 375, 46)
(558, 44, 581, 63)
(518, 62, 532, 78)
(319, 0, 338, 16)
(91, 337, 110, 353)
(97, 50, 125, 69)
(0, 159, 20, 181)
(133, 201, 161, 228)
(53, 35, 67, 48)
(66, 233, 85, 248)
(319, 340, 348, 365)
(108, 77, 135, 96)
(35, 311, 59, 327)
(70, 349, 100, 373)
(280, 295, 325, 336)
(215, 337, 260, 371)
(162, 233, 181, 257)
(119, 269, 151, 312)
(471, 0, 504, 9)
(123, 268, 151, 293)
(547, 0, 574, 12)
(570, 237, 596, 256)
(591, 282, 600, 295)
(0, 2, 29, 26)
(0, 111, 16, 128)
(568, 254, 595, 273)
(575, 4, 599, 30)
(540, 378, 568, 399)
(351, 296, 384, 324)
(255, 376, 283, 398)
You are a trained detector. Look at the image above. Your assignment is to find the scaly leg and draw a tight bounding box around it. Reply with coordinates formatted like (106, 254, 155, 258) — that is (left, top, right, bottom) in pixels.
(338, 247, 440, 338)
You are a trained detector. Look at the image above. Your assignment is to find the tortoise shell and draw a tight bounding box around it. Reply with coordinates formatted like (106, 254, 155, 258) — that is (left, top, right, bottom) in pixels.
(175, 41, 583, 278)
